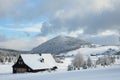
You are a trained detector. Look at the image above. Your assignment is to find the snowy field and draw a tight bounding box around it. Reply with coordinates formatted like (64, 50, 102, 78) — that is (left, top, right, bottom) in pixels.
(0, 59, 120, 80)
(0, 64, 120, 80)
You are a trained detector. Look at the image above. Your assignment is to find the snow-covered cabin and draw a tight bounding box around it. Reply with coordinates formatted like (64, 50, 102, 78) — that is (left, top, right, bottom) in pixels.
(12, 54, 57, 73)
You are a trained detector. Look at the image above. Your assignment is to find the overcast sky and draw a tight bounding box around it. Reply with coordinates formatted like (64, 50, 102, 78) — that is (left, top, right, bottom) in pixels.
(0, 0, 120, 50)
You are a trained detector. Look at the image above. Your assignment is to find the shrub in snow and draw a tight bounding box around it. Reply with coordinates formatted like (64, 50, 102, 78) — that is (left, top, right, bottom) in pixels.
(8, 57, 12, 63)
(83, 61, 87, 69)
(72, 52, 84, 70)
(48, 68, 51, 72)
(0, 56, 4, 63)
(68, 65, 74, 71)
(110, 55, 115, 64)
(117, 55, 120, 59)
(96, 57, 101, 65)
(96, 55, 116, 67)
(104, 56, 111, 66)
(99, 56, 111, 67)
(87, 57, 93, 68)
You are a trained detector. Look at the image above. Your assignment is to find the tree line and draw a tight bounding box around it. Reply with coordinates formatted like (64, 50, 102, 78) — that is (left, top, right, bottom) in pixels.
(68, 52, 119, 71)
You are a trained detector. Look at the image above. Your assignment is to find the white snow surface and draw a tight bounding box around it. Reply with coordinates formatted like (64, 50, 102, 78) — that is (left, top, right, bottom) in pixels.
(0, 65, 120, 80)
(42, 54, 56, 67)
(21, 54, 56, 70)
(0, 64, 12, 74)
(64, 46, 119, 56)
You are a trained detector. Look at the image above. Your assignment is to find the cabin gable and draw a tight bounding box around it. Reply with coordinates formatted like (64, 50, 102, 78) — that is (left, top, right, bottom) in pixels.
(12, 56, 32, 73)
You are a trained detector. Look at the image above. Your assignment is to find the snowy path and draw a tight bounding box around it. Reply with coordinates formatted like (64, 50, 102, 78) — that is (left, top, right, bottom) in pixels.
(0, 66, 120, 80)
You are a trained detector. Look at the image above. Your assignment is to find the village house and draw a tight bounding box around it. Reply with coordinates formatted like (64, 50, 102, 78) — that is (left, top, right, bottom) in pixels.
(12, 54, 57, 73)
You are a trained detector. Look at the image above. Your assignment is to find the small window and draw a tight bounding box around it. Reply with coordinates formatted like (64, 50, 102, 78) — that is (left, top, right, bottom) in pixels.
(40, 58, 44, 63)
(18, 62, 23, 64)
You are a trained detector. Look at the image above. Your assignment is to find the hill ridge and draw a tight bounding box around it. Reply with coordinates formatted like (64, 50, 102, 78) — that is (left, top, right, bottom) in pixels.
(31, 35, 92, 54)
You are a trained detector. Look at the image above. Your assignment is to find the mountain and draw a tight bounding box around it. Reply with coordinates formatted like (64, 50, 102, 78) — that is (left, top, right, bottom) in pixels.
(31, 35, 93, 54)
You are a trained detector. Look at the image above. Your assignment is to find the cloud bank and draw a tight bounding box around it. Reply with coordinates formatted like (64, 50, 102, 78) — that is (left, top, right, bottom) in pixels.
(0, 0, 120, 50)
(0, 0, 120, 35)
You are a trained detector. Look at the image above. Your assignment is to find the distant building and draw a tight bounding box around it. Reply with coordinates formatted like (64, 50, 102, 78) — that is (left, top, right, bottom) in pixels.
(12, 54, 57, 73)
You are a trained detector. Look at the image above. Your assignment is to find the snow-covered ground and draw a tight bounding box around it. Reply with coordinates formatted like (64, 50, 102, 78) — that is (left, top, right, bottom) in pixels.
(0, 64, 120, 80)
(61, 46, 120, 56)
(0, 63, 13, 74)
(0, 57, 120, 80)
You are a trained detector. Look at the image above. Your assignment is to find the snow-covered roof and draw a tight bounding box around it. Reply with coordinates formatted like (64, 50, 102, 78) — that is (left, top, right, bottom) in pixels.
(42, 54, 56, 67)
(21, 54, 56, 70)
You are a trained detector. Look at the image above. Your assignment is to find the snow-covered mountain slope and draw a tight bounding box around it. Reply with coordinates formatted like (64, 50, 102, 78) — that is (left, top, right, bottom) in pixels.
(31, 35, 93, 54)
(61, 46, 120, 56)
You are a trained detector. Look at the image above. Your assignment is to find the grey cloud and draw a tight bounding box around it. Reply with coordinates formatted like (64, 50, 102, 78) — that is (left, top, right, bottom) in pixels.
(83, 8, 120, 34)
(38, 0, 120, 36)
(0, 0, 26, 19)
(0, 0, 41, 21)
(88, 35, 119, 45)
(0, 0, 120, 36)
(77, 34, 119, 45)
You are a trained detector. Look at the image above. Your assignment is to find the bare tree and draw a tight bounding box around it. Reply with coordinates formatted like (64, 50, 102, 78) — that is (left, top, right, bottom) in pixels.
(105, 56, 111, 66)
(96, 57, 101, 65)
(72, 52, 84, 70)
(87, 57, 93, 68)
(110, 55, 115, 64)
